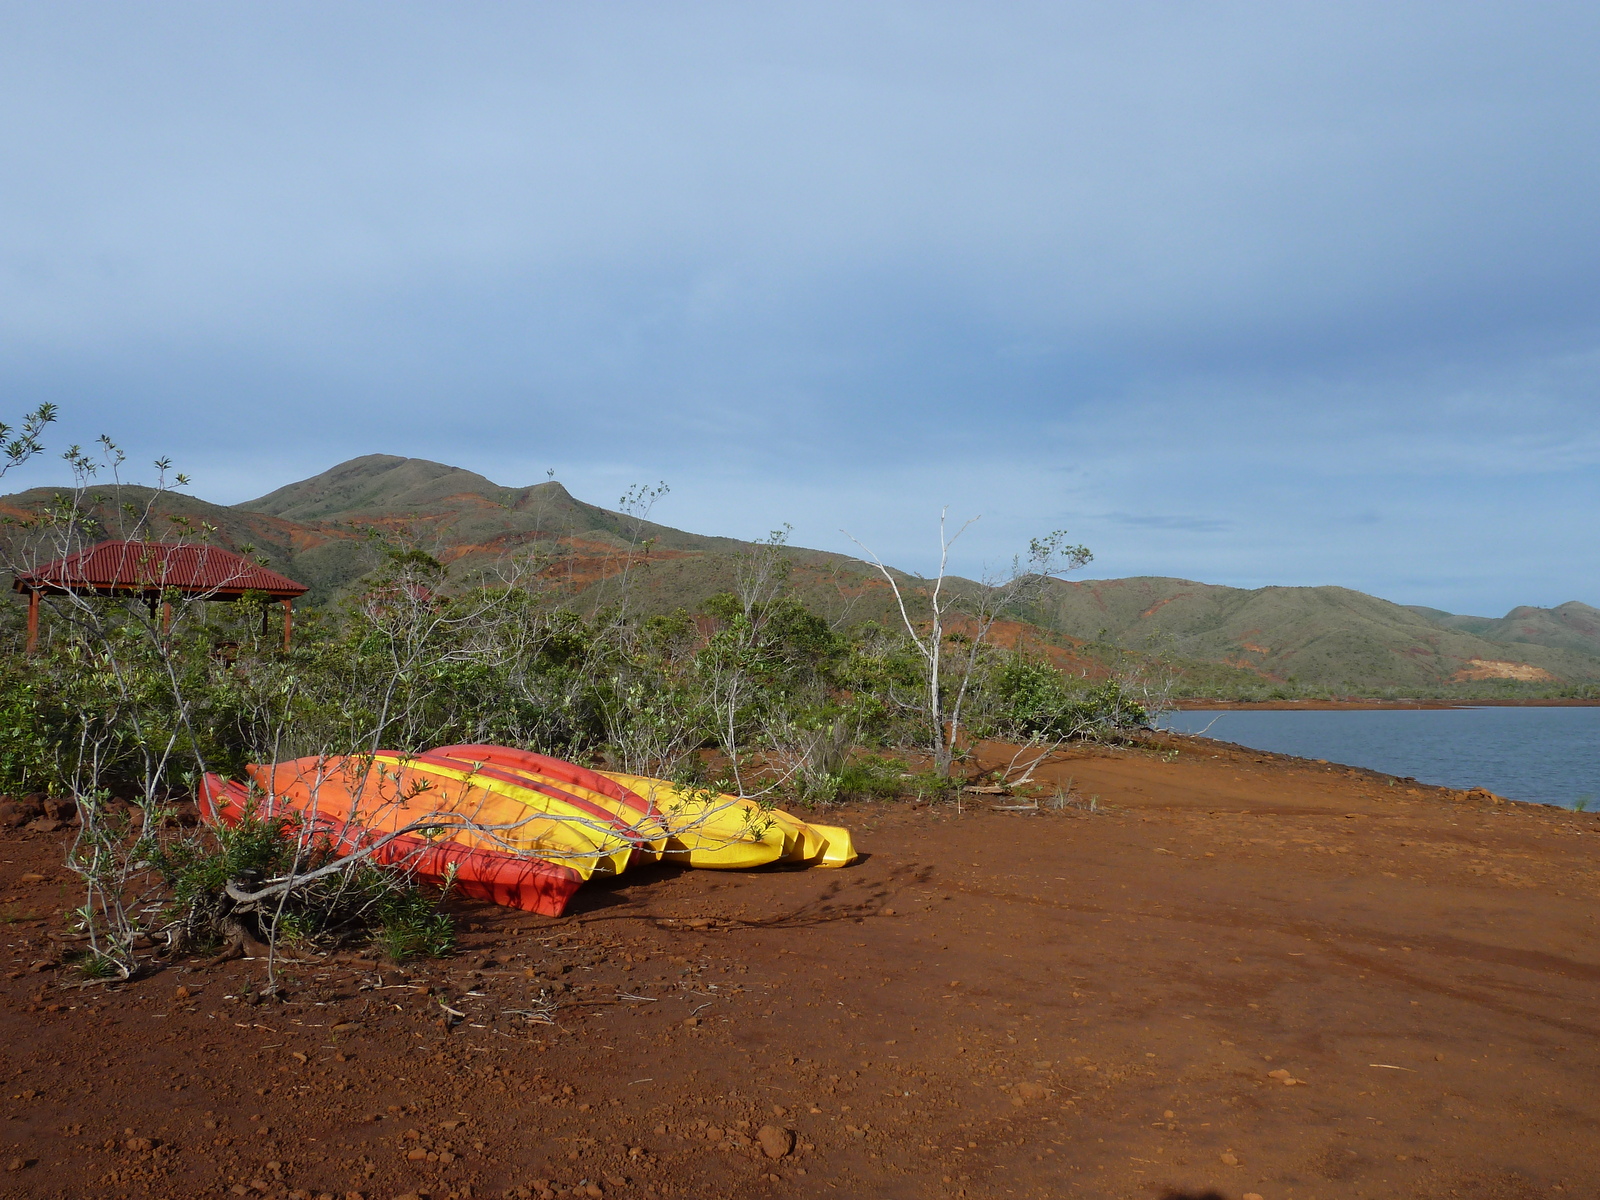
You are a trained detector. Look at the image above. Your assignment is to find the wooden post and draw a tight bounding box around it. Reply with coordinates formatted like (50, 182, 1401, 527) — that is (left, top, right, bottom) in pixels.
(160, 601, 172, 639)
(25, 590, 38, 656)
(281, 598, 293, 652)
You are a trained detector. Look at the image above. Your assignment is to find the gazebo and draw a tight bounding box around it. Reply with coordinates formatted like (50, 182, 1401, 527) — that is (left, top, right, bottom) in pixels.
(13, 540, 310, 654)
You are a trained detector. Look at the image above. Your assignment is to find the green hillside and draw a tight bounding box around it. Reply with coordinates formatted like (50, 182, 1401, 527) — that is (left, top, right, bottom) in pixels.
(1406, 601, 1600, 660)
(242, 454, 741, 554)
(235, 454, 900, 618)
(4, 454, 1596, 697)
(1028, 577, 1600, 693)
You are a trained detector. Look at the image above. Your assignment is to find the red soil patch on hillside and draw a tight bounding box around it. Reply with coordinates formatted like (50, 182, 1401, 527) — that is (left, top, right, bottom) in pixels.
(0, 743, 1595, 1198)
(410, 535, 697, 589)
(933, 619, 1110, 679)
(1139, 593, 1188, 620)
(284, 524, 357, 554)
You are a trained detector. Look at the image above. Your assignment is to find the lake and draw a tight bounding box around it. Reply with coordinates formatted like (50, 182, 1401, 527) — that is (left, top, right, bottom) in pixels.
(1159, 706, 1600, 810)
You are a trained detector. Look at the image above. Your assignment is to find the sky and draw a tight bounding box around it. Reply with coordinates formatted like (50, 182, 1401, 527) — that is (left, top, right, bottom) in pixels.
(2, 2, 1597, 616)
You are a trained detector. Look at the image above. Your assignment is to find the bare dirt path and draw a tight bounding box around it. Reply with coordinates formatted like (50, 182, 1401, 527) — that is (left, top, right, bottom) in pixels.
(0, 737, 1595, 1200)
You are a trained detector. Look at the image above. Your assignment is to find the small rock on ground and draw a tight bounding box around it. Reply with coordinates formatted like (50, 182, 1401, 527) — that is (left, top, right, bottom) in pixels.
(758, 1125, 794, 1160)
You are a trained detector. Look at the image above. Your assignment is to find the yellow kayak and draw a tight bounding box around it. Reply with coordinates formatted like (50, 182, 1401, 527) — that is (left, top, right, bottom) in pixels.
(792, 818, 856, 868)
(599, 772, 855, 869)
(765, 807, 857, 868)
(598, 772, 786, 869)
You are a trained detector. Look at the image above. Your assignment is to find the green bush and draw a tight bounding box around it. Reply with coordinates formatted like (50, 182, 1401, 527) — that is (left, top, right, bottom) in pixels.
(802, 754, 910, 804)
(0, 666, 65, 793)
(988, 653, 1150, 740)
(901, 767, 961, 803)
(153, 809, 454, 961)
(371, 889, 457, 961)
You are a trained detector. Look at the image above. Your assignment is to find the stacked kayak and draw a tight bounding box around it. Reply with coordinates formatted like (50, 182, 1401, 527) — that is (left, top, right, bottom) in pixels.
(200, 744, 855, 917)
(599, 770, 855, 870)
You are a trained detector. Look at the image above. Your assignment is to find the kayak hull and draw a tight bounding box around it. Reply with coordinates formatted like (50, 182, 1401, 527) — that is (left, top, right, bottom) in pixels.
(200, 774, 584, 916)
(431, 746, 670, 863)
(199, 747, 856, 919)
(596, 772, 854, 869)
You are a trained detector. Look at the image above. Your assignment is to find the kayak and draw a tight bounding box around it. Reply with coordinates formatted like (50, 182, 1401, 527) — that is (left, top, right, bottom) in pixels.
(248, 753, 633, 878)
(200, 767, 586, 916)
(431, 744, 670, 862)
(374, 752, 639, 876)
(598, 772, 855, 869)
(200, 746, 857, 918)
(597, 770, 786, 869)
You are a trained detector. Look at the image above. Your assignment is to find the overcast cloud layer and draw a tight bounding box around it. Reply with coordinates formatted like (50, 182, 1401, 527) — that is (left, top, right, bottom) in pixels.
(2, 2, 1597, 615)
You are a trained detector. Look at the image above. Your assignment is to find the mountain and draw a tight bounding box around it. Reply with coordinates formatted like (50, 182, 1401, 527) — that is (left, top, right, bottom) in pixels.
(1028, 576, 1600, 692)
(1405, 601, 1600, 660)
(4, 454, 1597, 695)
(234, 453, 887, 615)
(241, 453, 756, 555)
(0, 455, 895, 615)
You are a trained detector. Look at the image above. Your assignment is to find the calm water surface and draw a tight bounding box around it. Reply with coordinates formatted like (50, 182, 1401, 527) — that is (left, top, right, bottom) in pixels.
(1159, 706, 1600, 810)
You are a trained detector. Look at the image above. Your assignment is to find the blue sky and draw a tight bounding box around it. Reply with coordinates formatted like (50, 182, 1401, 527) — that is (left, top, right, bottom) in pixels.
(2, 2, 1597, 616)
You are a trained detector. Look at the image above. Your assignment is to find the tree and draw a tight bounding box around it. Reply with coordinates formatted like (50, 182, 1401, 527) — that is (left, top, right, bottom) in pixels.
(848, 513, 1090, 776)
(0, 403, 55, 480)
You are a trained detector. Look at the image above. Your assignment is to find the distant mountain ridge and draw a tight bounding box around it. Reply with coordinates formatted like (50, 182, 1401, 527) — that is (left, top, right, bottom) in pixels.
(1031, 577, 1600, 692)
(232, 453, 874, 612)
(242, 453, 741, 552)
(3, 454, 1596, 694)
(1404, 601, 1600, 660)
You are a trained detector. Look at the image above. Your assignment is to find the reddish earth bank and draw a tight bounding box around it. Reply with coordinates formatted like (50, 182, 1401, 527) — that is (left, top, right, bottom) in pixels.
(0, 737, 1596, 1200)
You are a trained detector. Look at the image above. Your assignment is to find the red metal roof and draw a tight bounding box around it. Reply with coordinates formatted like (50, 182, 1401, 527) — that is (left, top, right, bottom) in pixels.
(13, 540, 308, 599)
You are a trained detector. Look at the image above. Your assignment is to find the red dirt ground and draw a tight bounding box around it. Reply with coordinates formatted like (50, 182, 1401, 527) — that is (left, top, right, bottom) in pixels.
(0, 736, 1596, 1200)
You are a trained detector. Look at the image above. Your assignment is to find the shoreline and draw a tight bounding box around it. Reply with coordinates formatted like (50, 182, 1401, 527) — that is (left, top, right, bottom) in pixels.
(1154, 708, 1591, 809)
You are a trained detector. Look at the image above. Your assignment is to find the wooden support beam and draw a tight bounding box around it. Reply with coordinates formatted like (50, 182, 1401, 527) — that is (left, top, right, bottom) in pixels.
(25, 590, 38, 656)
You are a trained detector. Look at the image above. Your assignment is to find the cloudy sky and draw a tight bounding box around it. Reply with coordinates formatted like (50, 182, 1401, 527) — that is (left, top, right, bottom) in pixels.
(2, 2, 1597, 615)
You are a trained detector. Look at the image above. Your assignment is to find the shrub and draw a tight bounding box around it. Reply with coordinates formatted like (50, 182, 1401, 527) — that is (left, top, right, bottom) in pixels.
(0, 665, 65, 794)
(988, 653, 1150, 740)
(801, 754, 910, 805)
(901, 767, 961, 803)
(153, 809, 454, 962)
(371, 889, 457, 961)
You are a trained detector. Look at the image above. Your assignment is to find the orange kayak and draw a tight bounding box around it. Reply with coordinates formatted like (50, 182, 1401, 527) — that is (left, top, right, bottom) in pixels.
(200, 767, 585, 916)
(201, 745, 858, 918)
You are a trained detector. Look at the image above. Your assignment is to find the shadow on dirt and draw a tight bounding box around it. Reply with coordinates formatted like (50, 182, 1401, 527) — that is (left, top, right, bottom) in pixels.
(557, 859, 933, 930)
